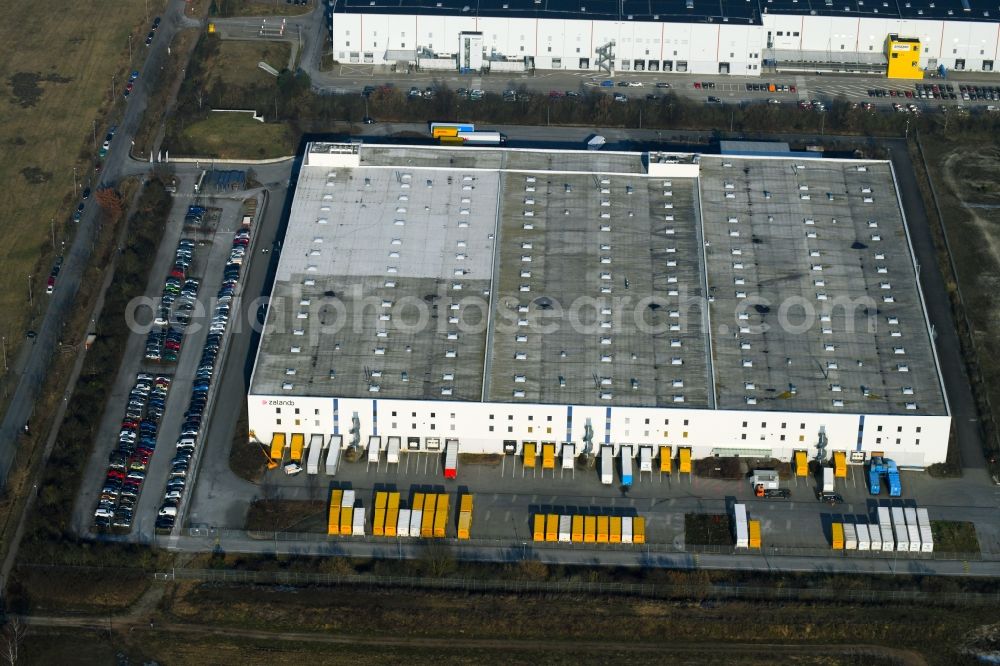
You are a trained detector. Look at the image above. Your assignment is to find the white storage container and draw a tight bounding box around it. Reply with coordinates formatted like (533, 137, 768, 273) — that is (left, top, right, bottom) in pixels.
(907, 525, 921, 552)
(734, 504, 749, 549)
(856, 523, 871, 551)
(622, 516, 633, 544)
(638, 447, 653, 473)
(894, 523, 909, 552)
(409, 509, 422, 537)
(325, 435, 343, 475)
(386, 436, 401, 465)
(878, 506, 891, 528)
(822, 467, 834, 493)
(916, 507, 931, 529)
(919, 525, 934, 553)
(397, 509, 411, 538)
(367, 435, 381, 463)
(341, 489, 355, 508)
(844, 523, 858, 550)
(868, 523, 883, 551)
(880, 524, 895, 551)
(306, 434, 325, 474)
(558, 515, 571, 542)
(904, 507, 918, 529)
(561, 443, 575, 470)
(352, 507, 365, 535)
(600, 446, 614, 485)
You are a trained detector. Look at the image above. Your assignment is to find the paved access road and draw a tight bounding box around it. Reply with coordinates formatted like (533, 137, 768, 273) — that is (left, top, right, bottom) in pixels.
(0, 0, 197, 487)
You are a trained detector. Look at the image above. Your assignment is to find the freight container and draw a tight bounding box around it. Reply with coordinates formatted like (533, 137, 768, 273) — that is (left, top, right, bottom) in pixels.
(373, 492, 387, 536)
(833, 451, 847, 478)
(542, 443, 555, 470)
(880, 523, 895, 551)
(633, 516, 646, 544)
(290, 433, 305, 463)
(891, 506, 905, 531)
(734, 504, 749, 548)
(748, 519, 761, 549)
(907, 524, 921, 552)
(562, 443, 575, 470)
(844, 523, 858, 550)
(339, 506, 353, 535)
(386, 436, 401, 464)
(269, 433, 286, 463)
(533, 514, 545, 541)
(325, 435, 343, 475)
(904, 507, 918, 529)
(305, 434, 324, 474)
(639, 446, 653, 473)
(342, 489, 355, 508)
(571, 515, 584, 542)
(546, 514, 558, 542)
(600, 445, 614, 485)
(385, 493, 399, 537)
(609, 516, 622, 543)
(412, 493, 424, 513)
(367, 435, 381, 463)
(410, 510, 422, 537)
(659, 446, 672, 473)
(352, 507, 365, 536)
(822, 467, 834, 493)
(434, 494, 448, 538)
(375, 491, 388, 509)
(523, 442, 536, 468)
(919, 525, 934, 552)
(460, 494, 473, 515)
(622, 516, 634, 544)
(831, 522, 844, 550)
(597, 515, 610, 543)
(794, 450, 808, 477)
(679, 447, 692, 474)
(396, 509, 410, 537)
(421, 495, 436, 537)
(916, 507, 931, 528)
(856, 523, 871, 551)
(868, 523, 882, 551)
(584, 515, 597, 543)
(457, 512, 472, 539)
(444, 439, 458, 479)
(620, 446, 633, 486)
(558, 515, 571, 542)
(327, 489, 342, 535)
(894, 522, 909, 552)
(877, 506, 890, 525)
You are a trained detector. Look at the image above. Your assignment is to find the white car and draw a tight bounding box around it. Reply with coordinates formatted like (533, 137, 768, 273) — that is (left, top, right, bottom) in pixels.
(627, 81, 643, 87)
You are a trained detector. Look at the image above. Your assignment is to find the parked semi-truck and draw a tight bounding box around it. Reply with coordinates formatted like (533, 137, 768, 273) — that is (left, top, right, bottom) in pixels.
(325, 434, 342, 475)
(440, 130, 507, 146)
(751, 469, 790, 498)
(429, 122, 474, 138)
(306, 434, 325, 474)
(620, 446, 633, 486)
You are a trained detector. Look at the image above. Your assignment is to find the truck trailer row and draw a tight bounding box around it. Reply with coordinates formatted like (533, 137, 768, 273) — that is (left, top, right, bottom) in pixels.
(831, 506, 933, 553)
(532, 513, 646, 545)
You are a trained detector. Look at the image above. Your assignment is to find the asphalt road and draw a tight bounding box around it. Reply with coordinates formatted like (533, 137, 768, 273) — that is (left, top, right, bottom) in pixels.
(0, 0, 193, 487)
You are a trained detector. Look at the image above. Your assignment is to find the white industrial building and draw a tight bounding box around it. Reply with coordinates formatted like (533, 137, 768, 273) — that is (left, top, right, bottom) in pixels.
(329, 0, 1000, 74)
(247, 141, 950, 469)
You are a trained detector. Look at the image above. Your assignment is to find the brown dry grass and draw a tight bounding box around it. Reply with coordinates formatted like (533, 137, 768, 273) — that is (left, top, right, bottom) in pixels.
(0, 0, 167, 402)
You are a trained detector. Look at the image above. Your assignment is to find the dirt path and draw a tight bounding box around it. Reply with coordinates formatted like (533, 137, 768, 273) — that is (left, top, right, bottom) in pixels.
(21, 607, 928, 665)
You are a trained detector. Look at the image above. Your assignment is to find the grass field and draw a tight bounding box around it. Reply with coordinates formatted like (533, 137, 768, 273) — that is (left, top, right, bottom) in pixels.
(0, 0, 165, 393)
(920, 135, 1000, 474)
(205, 40, 291, 89)
(245, 499, 326, 532)
(213, 0, 315, 17)
(684, 513, 734, 546)
(931, 520, 981, 555)
(177, 111, 296, 158)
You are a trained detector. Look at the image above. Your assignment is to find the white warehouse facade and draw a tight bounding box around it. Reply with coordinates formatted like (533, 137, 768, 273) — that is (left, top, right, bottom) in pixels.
(329, 0, 1000, 74)
(247, 142, 951, 469)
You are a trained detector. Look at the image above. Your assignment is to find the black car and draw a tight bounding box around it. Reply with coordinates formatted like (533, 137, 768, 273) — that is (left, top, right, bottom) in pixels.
(145, 31, 155, 45)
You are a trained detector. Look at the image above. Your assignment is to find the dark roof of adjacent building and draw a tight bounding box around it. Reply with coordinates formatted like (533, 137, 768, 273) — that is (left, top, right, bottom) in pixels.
(333, 0, 1000, 22)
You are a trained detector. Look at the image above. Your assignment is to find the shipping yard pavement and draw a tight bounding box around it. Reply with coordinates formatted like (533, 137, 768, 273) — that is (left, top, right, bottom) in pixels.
(69, 167, 283, 541)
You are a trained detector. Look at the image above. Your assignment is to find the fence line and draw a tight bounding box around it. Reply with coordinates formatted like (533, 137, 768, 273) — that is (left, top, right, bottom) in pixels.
(157, 566, 1000, 605)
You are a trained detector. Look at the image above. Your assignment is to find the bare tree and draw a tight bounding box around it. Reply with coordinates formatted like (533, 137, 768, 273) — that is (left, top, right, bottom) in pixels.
(2, 617, 27, 666)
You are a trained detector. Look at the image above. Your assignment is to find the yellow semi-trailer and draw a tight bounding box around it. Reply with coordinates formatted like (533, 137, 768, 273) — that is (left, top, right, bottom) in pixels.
(545, 514, 558, 542)
(523, 442, 536, 468)
(571, 515, 584, 542)
(542, 443, 555, 469)
(373, 491, 387, 537)
(269, 433, 286, 463)
(290, 433, 305, 463)
(421, 494, 437, 537)
(533, 514, 545, 541)
(679, 447, 692, 474)
(385, 492, 399, 537)
(633, 517, 646, 544)
(610, 516, 622, 543)
(434, 494, 449, 538)
(597, 516, 609, 543)
(584, 515, 597, 543)
(327, 489, 343, 535)
(659, 446, 672, 473)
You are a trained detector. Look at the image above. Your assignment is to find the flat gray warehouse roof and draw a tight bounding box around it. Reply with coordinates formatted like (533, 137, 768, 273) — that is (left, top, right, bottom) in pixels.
(250, 143, 945, 417)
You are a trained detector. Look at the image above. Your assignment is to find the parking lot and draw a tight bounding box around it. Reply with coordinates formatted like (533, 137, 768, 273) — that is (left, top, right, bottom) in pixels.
(70, 170, 268, 540)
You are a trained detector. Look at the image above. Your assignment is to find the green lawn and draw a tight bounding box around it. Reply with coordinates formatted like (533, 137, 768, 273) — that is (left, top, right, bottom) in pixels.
(930, 520, 981, 555)
(178, 112, 296, 158)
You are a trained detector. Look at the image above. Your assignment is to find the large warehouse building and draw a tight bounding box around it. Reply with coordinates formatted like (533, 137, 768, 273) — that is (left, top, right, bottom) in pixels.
(328, 0, 1000, 75)
(247, 141, 950, 468)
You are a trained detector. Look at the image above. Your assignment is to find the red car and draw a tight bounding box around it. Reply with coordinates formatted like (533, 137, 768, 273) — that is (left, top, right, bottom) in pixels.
(694, 82, 702, 89)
